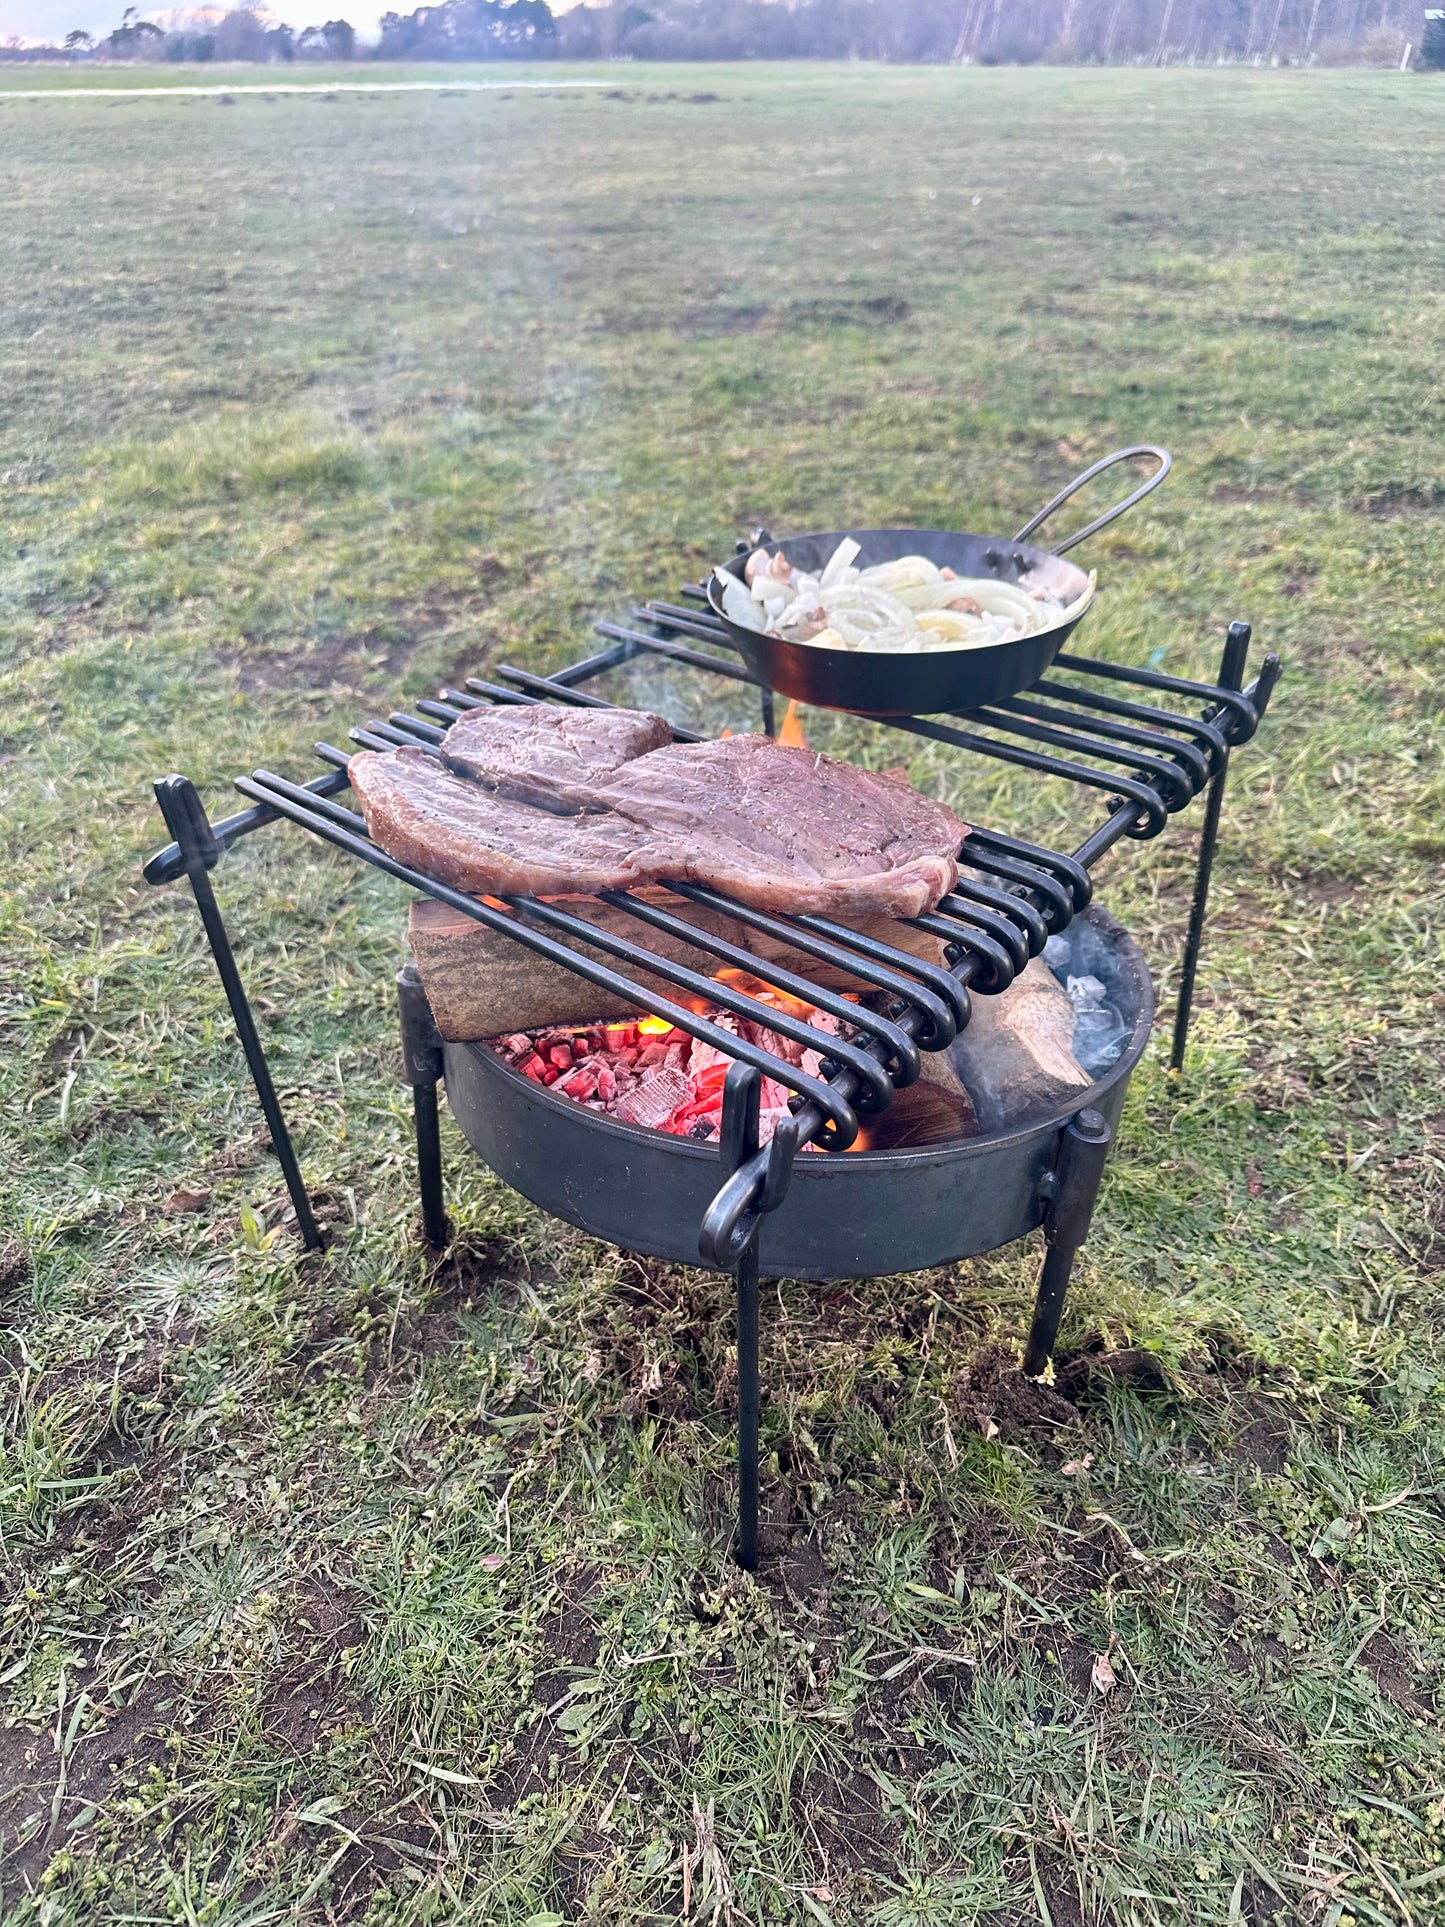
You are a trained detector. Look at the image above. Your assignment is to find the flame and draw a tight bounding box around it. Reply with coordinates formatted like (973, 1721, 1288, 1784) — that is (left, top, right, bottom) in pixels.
(720, 727, 734, 739)
(637, 1014, 674, 1036)
(777, 700, 808, 750)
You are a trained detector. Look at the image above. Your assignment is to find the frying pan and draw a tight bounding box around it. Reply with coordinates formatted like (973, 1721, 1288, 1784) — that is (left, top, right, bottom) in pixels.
(706, 445, 1171, 717)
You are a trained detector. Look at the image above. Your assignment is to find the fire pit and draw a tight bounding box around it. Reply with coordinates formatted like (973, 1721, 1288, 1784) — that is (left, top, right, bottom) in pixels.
(144, 563, 1279, 1568)
(434, 905, 1153, 1283)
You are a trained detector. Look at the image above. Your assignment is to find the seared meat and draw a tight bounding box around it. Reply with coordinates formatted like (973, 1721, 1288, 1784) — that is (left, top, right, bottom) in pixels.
(351, 706, 967, 918)
(348, 746, 665, 897)
(594, 735, 963, 918)
(442, 702, 672, 813)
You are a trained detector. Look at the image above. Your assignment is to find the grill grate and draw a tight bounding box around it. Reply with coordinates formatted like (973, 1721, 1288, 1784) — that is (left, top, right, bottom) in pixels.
(145, 582, 1278, 1243)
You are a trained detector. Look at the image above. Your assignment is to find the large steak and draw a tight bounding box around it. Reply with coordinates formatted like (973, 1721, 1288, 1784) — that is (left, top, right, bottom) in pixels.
(442, 702, 671, 812)
(350, 705, 967, 918)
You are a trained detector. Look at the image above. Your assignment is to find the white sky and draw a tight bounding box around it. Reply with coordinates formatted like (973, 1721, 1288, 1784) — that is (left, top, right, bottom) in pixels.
(2, 0, 388, 41)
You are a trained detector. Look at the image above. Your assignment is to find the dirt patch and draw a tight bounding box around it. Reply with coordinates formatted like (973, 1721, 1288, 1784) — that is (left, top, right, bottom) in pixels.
(948, 1341, 1083, 1445)
(261, 1574, 370, 1756)
(1054, 1337, 1170, 1404)
(0, 1671, 172, 1896)
(1221, 1390, 1292, 1475)
(800, 1758, 898, 1876)
(235, 571, 506, 700)
(583, 1257, 731, 1426)
(1360, 1631, 1435, 1718)
(0, 1239, 28, 1304)
(677, 292, 912, 339)
(1356, 479, 1445, 517)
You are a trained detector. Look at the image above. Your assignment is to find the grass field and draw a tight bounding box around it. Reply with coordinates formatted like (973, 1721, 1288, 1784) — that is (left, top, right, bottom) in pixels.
(2, 62, 1444, 1927)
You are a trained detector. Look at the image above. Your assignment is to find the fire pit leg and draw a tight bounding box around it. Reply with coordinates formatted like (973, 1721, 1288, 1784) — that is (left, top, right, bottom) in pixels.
(397, 966, 449, 1250)
(1022, 1107, 1112, 1378)
(1170, 621, 1251, 1073)
(719, 1063, 764, 1572)
(152, 776, 322, 1252)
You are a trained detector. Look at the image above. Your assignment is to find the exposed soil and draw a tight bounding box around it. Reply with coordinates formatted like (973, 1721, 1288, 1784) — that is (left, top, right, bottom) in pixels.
(949, 1340, 1084, 1444)
(261, 1574, 370, 1757)
(1360, 1631, 1435, 1719)
(0, 1670, 173, 1898)
(1055, 1337, 1171, 1403)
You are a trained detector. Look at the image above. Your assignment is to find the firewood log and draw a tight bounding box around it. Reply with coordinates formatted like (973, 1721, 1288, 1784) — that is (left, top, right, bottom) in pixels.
(950, 958, 1091, 1131)
(406, 892, 949, 1042)
(860, 1045, 979, 1149)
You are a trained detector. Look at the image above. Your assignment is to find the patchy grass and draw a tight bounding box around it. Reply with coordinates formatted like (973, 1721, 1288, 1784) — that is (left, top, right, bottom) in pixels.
(1, 63, 1444, 1926)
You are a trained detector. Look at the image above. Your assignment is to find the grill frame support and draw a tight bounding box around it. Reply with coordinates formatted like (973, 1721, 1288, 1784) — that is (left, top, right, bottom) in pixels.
(143, 611, 1277, 1285)
(152, 775, 323, 1253)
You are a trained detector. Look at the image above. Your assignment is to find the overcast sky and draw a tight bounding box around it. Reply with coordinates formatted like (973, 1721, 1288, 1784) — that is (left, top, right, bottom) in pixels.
(2, 1, 387, 40)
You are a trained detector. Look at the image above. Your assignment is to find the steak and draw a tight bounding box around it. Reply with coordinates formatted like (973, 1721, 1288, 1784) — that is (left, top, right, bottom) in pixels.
(442, 702, 672, 812)
(593, 735, 963, 918)
(351, 705, 967, 918)
(349, 746, 665, 897)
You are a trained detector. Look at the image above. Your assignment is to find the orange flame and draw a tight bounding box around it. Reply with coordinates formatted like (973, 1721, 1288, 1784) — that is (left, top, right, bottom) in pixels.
(777, 701, 808, 750)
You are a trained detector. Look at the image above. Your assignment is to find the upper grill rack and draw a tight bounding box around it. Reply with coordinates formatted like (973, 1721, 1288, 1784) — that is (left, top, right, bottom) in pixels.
(145, 582, 1278, 1256)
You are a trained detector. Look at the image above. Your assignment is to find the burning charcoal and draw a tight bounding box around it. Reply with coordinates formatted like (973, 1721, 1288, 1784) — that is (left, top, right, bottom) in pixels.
(596, 1064, 617, 1103)
(541, 1065, 561, 1085)
(616, 1066, 693, 1129)
(502, 1033, 533, 1055)
(558, 1067, 598, 1101)
(665, 1039, 690, 1070)
(615, 1047, 639, 1069)
(549, 1044, 573, 1071)
(605, 1023, 637, 1051)
(571, 1036, 591, 1057)
(637, 1041, 670, 1070)
(517, 1051, 546, 1080)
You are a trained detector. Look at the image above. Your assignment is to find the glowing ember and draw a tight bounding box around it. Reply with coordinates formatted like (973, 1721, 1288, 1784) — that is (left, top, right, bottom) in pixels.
(485, 989, 854, 1147)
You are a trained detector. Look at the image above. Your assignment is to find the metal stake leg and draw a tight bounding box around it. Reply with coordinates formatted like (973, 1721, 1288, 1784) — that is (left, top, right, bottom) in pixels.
(1022, 1107, 1113, 1377)
(398, 966, 449, 1250)
(720, 1063, 764, 1571)
(1170, 621, 1250, 1072)
(735, 1235, 761, 1572)
(153, 776, 322, 1251)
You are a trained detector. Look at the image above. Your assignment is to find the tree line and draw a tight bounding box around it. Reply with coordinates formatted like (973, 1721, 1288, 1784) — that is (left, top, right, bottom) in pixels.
(45, 0, 1440, 67)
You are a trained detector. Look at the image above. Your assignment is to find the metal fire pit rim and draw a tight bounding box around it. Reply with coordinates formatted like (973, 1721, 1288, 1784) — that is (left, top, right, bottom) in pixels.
(446, 903, 1154, 1173)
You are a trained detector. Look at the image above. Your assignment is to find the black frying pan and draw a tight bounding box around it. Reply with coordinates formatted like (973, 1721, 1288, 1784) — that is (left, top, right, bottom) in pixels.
(706, 446, 1170, 717)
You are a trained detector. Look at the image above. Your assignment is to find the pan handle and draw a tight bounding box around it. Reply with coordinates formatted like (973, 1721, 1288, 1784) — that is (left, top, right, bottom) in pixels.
(1012, 445, 1171, 556)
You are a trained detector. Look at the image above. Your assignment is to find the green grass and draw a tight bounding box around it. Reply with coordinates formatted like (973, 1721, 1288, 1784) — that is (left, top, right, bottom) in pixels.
(1, 63, 1444, 1927)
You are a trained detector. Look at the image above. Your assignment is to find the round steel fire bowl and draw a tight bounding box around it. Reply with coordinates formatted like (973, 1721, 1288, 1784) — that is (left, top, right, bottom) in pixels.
(440, 906, 1155, 1281)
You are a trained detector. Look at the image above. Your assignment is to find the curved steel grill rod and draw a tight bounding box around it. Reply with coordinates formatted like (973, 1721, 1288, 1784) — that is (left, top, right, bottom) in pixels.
(365, 671, 1143, 1008)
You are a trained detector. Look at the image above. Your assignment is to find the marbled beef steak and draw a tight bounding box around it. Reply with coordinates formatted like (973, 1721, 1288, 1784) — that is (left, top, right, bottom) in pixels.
(350, 704, 967, 918)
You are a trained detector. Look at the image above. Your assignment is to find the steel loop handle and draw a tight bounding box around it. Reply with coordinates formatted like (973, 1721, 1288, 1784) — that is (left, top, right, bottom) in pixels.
(700, 1078, 804, 1269)
(1013, 445, 1171, 556)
